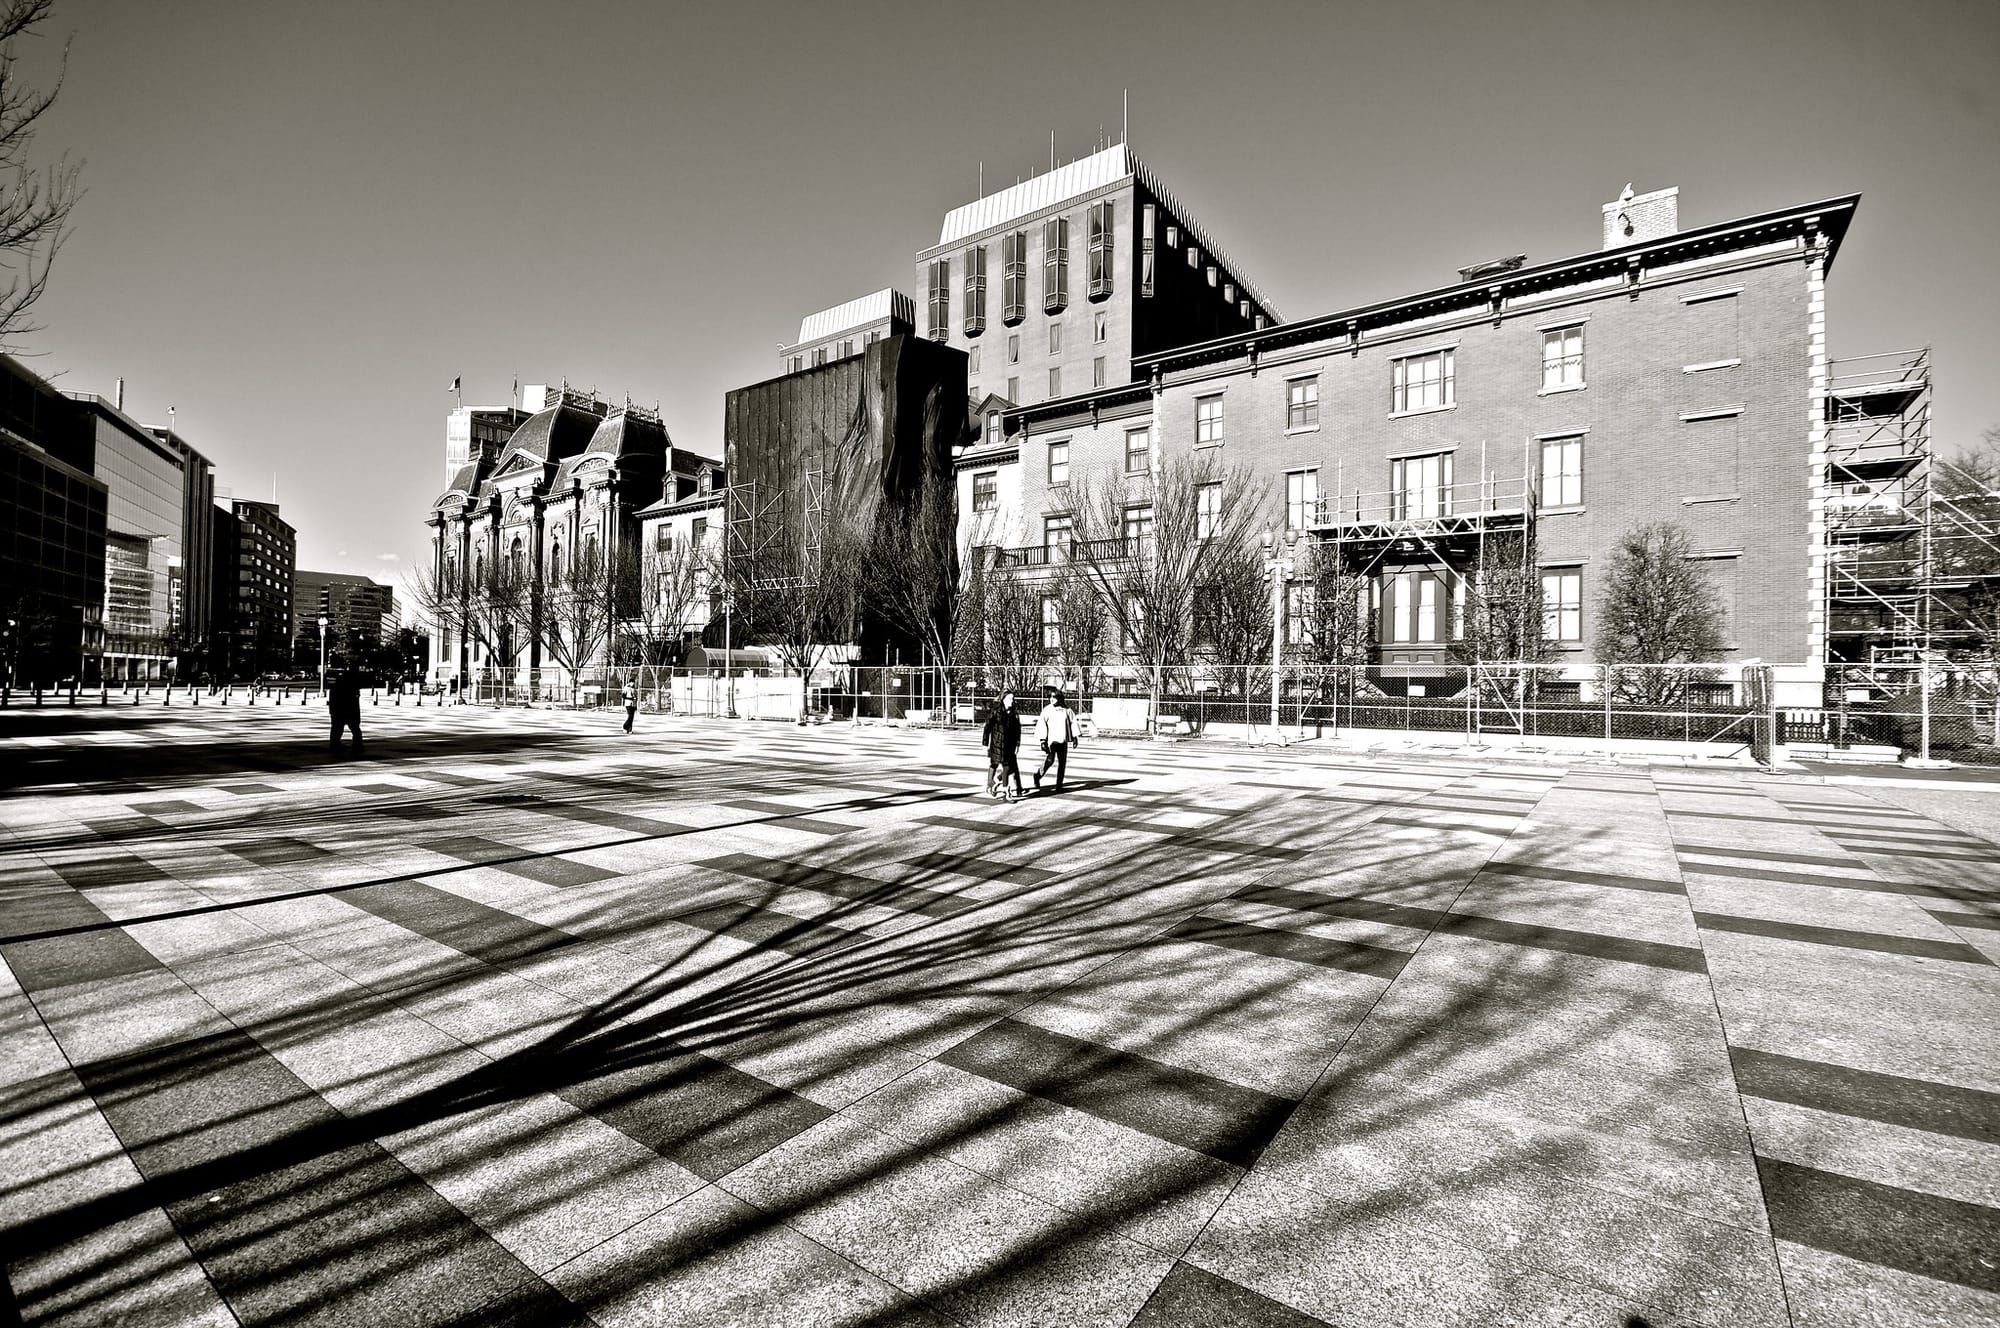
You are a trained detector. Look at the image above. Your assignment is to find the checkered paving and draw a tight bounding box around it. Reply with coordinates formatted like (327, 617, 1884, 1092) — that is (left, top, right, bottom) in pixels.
(1, 704, 1997, 1326)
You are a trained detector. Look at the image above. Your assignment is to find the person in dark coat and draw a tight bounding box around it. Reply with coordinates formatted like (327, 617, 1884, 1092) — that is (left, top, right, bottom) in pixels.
(328, 669, 364, 750)
(980, 690, 1024, 801)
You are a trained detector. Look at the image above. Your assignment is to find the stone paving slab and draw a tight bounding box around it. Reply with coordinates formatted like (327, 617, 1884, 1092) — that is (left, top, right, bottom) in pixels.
(1, 704, 1997, 1326)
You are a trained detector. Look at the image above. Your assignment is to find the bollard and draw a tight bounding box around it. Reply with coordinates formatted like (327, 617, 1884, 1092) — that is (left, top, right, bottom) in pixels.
(100, 682, 107, 706)
(371, 688, 378, 706)
(193, 686, 200, 705)
(164, 685, 171, 706)
(69, 679, 78, 706)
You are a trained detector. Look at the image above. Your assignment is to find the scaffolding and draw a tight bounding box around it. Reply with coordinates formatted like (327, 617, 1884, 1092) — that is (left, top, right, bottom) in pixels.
(725, 457, 828, 591)
(1824, 348, 2000, 664)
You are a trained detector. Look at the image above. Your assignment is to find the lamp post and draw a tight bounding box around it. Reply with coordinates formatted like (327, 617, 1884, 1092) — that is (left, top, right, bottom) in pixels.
(1261, 528, 1298, 741)
(317, 614, 328, 696)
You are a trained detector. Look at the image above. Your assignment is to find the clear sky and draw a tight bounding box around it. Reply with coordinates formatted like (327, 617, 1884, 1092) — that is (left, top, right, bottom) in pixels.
(18, 0, 2000, 588)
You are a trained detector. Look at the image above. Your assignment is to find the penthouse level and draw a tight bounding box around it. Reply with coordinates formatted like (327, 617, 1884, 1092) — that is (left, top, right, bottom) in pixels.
(998, 187, 1861, 690)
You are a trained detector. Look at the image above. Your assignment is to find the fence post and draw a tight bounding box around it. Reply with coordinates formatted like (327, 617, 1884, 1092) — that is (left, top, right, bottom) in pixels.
(1602, 666, 1612, 742)
(1920, 655, 1933, 764)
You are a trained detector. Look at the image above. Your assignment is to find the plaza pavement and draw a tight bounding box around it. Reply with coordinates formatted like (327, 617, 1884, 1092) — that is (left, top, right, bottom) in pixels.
(0, 702, 1995, 1328)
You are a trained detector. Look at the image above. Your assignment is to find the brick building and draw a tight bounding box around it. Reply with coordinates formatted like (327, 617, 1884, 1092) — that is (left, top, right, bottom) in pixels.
(995, 186, 1862, 700)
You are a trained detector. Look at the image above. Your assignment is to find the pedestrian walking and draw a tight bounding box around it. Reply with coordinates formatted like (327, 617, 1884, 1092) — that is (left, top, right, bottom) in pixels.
(622, 676, 640, 733)
(328, 668, 364, 751)
(1032, 688, 1081, 792)
(980, 690, 1025, 801)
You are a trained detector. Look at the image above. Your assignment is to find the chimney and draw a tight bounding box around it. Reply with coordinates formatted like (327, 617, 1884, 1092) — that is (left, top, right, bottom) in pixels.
(114, 377, 124, 411)
(1603, 184, 1678, 249)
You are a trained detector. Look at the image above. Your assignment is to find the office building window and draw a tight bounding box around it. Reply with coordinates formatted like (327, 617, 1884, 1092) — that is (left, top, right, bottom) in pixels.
(1043, 217, 1069, 313)
(927, 258, 950, 340)
(1123, 504, 1154, 544)
(1391, 348, 1455, 412)
(968, 345, 980, 375)
(1092, 357, 1107, 388)
(1048, 322, 1062, 354)
(1041, 594, 1061, 650)
(1187, 244, 1200, 268)
(1048, 441, 1069, 486)
(1286, 469, 1319, 531)
(1206, 265, 1218, 288)
(1542, 325, 1585, 391)
(812, 347, 826, 366)
(1049, 367, 1061, 397)
(1007, 334, 1019, 365)
(1541, 570, 1583, 641)
(1286, 376, 1319, 430)
(1044, 513, 1072, 554)
(1196, 480, 1222, 540)
(1124, 426, 1151, 475)
(963, 245, 987, 337)
(1240, 299, 1252, 320)
(1088, 202, 1114, 298)
(1002, 230, 1027, 324)
(972, 471, 998, 513)
(1540, 436, 1583, 507)
(1195, 394, 1223, 445)
(1140, 202, 1156, 298)
(839, 339, 854, 357)
(789, 355, 803, 373)
(1165, 224, 1179, 248)
(1223, 281, 1236, 303)
(865, 330, 880, 348)
(1391, 452, 1454, 520)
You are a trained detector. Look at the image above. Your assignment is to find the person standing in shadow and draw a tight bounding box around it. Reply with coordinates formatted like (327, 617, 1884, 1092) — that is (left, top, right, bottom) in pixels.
(1032, 687, 1080, 793)
(328, 668, 364, 752)
(981, 690, 1024, 802)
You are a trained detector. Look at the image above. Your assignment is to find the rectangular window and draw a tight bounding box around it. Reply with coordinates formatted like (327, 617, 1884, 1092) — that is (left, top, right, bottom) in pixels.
(1542, 325, 1584, 391)
(1540, 436, 1583, 508)
(691, 517, 707, 546)
(1123, 595, 1145, 653)
(839, 339, 855, 358)
(1002, 230, 1027, 324)
(812, 347, 826, 366)
(1541, 570, 1583, 642)
(1048, 322, 1062, 354)
(1088, 202, 1114, 298)
(1386, 572, 1442, 643)
(968, 345, 980, 375)
(865, 330, 880, 348)
(927, 258, 950, 340)
(1196, 480, 1222, 540)
(1391, 348, 1455, 412)
(1007, 334, 1019, 365)
(1042, 217, 1069, 313)
(972, 471, 998, 513)
(1048, 366, 1062, 398)
(1094, 311, 1107, 343)
(1044, 513, 1073, 555)
(985, 411, 1001, 445)
(1195, 394, 1224, 445)
(1140, 202, 1156, 298)
(1047, 440, 1069, 486)
(1041, 594, 1061, 650)
(1124, 427, 1151, 475)
(1286, 376, 1320, 430)
(788, 355, 803, 373)
(1391, 452, 1454, 520)
(1122, 504, 1154, 545)
(1006, 376, 1019, 402)
(963, 246, 987, 337)
(1286, 468, 1319, 531)
(1092, 357, 1106, 388)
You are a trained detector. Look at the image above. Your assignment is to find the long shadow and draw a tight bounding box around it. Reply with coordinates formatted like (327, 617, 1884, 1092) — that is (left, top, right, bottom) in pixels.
(0, 754, 1734, 1326)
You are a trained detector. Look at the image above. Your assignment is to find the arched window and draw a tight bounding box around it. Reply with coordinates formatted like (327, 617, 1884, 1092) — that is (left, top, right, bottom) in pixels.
(549, 542, 563, 584)
(473, 548, 484, 584)
(509, 536, 524, 579)
(585, 531, 600, 569)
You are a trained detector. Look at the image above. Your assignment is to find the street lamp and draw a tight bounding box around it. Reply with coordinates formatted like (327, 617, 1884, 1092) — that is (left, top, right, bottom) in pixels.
(1261, 527, 1299, 742)
(317, 614, 328, 696)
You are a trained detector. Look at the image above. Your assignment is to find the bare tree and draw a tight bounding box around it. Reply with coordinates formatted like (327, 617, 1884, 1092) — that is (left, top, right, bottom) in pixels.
(540, 543, 619, 702)
(1048, 558, 1109, 697)
(1296, 543, 1374, 668)
(870, 468, 963, 711)
(464, 558, 532, 681)
(732, 515, 868, 722)
(0, 0, 80, 348)
(1070, 448, 1268, 718)
(628, 537, 710, 667)
(1193, 538, 1270, 694)
(981, 566, 1046, 695)
(1596, 521, 1726, 705)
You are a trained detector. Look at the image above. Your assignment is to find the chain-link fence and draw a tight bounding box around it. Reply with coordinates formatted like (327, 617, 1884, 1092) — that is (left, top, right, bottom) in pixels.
(449, 657, 2000, 759)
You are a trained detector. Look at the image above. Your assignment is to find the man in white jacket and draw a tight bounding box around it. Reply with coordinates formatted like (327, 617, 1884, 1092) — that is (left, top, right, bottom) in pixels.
(1032, 688, 1080, 793)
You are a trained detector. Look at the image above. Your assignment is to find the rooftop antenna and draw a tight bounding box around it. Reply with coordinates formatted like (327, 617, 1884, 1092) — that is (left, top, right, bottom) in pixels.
(1123, 89, 1128, 146)
(1050, 129, 1055, 170)
(978, 160, 983, 196)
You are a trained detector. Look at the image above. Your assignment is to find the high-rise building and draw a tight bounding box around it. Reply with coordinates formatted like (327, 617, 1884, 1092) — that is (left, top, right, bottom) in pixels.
(291, 571, 395, 666)
(148, 426, 217, 664)
(0, 356, 105, 685)
(916, 142, 1279, 425)
(778, 290, 915, 374)
(71, 395, 217, 681)
(210, 498, 296, 678)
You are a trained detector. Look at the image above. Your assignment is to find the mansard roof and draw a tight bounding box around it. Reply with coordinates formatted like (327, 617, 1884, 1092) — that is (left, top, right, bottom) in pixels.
(490, 403, 604, 474)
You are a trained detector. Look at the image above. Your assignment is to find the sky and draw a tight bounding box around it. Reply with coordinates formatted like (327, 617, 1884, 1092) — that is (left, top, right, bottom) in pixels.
(18, 0, 2000, 588)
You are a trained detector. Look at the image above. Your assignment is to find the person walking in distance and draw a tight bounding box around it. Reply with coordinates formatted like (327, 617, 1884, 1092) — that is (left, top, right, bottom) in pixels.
(1032, 687, 1080, 792)
(980, 690, 1025, 801)
(622, 675, 640, 734)
(328, 668, 364, 751)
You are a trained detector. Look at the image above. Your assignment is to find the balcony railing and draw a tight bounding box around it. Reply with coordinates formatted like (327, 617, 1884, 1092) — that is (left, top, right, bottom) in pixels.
(1311, 475, 1533, 532)
(992, 537, 1148, 569)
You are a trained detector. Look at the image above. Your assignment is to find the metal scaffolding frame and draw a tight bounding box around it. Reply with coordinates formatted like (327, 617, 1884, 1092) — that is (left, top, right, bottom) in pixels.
(725, 457, 828, 592)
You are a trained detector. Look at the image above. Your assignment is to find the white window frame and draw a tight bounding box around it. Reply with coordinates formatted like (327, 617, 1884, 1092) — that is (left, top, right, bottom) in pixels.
(971, 470, 998, 513)
(1540, 325, 1585, 393)
(1540, 436, 1583, 509)
(1047, 440, 1069, 487)
(1124, 426, 1151, 475)
(1194, 394, 1224, 446)
(1285, 468, 1319, 532)
(1541, 569, 1583, 642)
(1391, 347, 1456, 415)
(1286, 375, 1320, 431)
(1196, 480, 1222, 541)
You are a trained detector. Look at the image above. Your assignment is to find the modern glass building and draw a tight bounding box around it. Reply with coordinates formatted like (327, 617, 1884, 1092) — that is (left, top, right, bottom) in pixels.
(73, 396, 194, 680)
